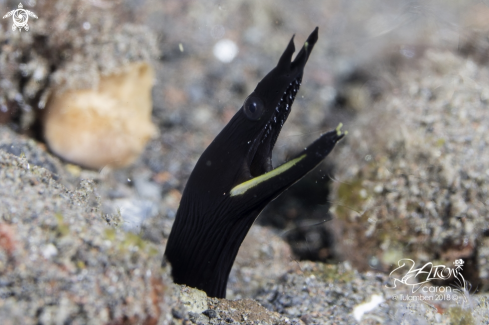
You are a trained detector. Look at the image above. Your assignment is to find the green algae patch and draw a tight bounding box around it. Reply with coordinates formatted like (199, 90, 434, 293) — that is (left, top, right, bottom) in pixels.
(76, 260, 86, 269)
(436, 138, 446, 147)
(335, 178, 367, 220)
(381, 247, 405, 266)
(122, 232, 147, 250)
(104, 228, 116, 241)
(448, 306, 475, 325)
(302, 263, 355, 283)
(55, 213, 70, 237)
(148, 246, 160, 257)
(105, 228, 160, 258)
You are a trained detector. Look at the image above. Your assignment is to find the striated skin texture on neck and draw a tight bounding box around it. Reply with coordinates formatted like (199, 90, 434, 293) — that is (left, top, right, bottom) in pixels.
(164, 28, 345, 298)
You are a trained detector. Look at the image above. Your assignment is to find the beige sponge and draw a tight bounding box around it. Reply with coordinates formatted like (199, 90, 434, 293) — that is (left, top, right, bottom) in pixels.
(43, 62, 157, 169)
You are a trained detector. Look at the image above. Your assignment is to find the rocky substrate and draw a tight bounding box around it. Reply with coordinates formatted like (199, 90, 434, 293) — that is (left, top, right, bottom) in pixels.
(0, 149, 170, 324)
(1, 147, 489, 324)
(328, 49, 489, 290)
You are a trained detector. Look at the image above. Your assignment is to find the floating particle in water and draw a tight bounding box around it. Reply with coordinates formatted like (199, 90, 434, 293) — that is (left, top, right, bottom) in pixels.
(213, 39, 238, 63)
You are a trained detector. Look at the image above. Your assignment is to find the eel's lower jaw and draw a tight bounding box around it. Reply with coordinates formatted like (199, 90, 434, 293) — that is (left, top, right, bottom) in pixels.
(249, 139, 273, 177)
(263, 156, 273, 173)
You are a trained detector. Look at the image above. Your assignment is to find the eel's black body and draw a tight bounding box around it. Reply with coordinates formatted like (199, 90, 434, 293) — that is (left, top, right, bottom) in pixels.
(164, 27, 345, 298)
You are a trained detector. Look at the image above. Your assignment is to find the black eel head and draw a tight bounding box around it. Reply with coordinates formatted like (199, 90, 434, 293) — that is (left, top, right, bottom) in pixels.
(241, 27, 319, 177)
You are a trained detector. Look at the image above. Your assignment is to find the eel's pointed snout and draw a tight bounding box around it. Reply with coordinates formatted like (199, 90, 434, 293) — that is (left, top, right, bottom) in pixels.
(291, 27, 319, 70)
(303, 27, 319, 50)
(277, 35, 296, 69)
(322, 131, 345, 146)
(324, 123, 347, 144)
(333, 133, 345, 144)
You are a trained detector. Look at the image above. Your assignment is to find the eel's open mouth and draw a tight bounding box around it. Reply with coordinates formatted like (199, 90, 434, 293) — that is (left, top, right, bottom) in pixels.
(245, 27, 318, 178)
(249, 76, 302, 177)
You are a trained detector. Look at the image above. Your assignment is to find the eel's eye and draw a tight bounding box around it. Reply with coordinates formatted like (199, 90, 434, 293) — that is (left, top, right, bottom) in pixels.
(243, 96, 264, 120)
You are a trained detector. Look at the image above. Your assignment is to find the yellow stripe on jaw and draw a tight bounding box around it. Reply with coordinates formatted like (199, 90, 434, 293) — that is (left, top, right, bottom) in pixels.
(230, 154, 307, 197)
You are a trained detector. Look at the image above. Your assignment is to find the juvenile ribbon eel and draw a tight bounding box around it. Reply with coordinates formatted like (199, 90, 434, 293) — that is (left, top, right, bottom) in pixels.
(164, 27, 345, 298)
